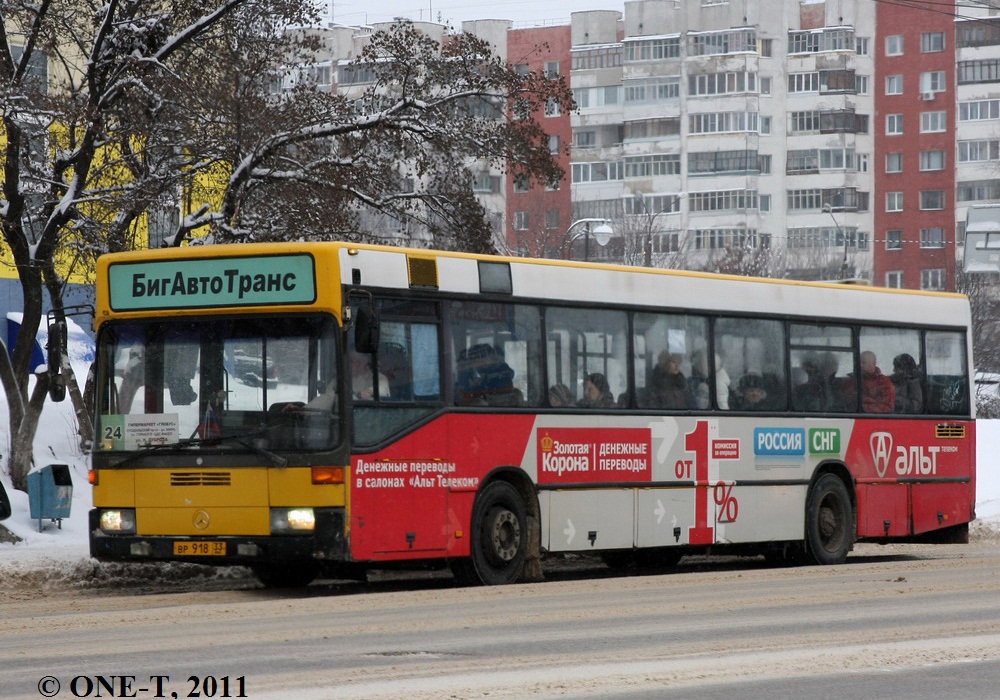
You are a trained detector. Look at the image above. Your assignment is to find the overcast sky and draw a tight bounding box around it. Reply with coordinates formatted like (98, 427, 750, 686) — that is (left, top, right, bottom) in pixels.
(328, 0, 626, 28)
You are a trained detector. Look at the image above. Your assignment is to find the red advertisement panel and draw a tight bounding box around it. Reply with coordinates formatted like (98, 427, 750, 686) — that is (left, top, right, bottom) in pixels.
(537, 427, 652, 484)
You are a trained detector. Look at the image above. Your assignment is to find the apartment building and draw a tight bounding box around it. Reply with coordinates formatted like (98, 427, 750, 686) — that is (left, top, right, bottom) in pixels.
(301, 2, 1000, 292)
(569, 1, 876, 279)
(955, 10, 1000, 279)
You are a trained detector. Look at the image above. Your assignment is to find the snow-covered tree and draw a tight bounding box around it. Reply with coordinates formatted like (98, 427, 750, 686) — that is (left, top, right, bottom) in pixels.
(0, 2, 572, 490)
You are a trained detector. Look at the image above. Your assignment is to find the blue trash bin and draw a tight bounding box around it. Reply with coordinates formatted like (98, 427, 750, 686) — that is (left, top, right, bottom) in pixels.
(27, 464, 72, 532)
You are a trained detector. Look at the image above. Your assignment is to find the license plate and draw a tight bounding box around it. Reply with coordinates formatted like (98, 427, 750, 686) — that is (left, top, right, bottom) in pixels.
(173, 540, 226, 556)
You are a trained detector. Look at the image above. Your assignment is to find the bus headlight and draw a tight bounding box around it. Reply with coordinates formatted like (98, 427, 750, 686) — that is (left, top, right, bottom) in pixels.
(99, 509, 136, 535)
(270, 507, 315, 534)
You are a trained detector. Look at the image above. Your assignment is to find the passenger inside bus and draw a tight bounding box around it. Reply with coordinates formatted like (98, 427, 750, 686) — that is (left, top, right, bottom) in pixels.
(579, 373, 615, 408)
(732, 373, 779, 411)
(856, 350, 895, 413)
(890, 353, 923, 413)
(548, 383, 573, 407)
(455, 343, 517, 405)
(649, 351, 687, 409)
(687, 350, 710, 410)
(715, 354, 731, 410)
(351, 352, 389, 401)
(793, 352, 833, 412)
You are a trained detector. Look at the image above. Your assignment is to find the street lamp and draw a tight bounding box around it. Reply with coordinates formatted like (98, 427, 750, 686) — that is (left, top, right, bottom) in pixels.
(822, 203, 850, 279)
(564, 218, 614, 261)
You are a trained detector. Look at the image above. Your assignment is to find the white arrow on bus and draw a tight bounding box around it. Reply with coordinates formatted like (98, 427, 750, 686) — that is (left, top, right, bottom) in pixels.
(564, 519, 576, 545)
(654, 499, 665, 524)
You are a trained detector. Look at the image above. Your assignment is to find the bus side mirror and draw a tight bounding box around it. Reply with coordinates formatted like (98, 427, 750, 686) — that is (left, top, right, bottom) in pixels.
(47, 322, 67, 402)
(354, 305, 379, 354)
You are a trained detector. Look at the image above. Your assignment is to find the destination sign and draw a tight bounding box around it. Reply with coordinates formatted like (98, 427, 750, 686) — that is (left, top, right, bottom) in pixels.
(108, 254, 317, 311)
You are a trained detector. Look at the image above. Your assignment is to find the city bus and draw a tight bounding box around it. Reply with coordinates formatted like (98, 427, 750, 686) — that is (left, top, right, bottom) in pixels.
(85, 242, 975, 586)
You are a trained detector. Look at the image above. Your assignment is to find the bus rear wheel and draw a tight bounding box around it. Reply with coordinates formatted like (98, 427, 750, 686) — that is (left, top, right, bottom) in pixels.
(456, 481, 527, 586)
(805, 474, 854, 565)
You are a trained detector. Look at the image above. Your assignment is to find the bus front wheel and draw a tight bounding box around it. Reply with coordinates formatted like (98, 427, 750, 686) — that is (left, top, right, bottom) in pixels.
(456, 481, 527, 586)
(805, 474, 854, 565)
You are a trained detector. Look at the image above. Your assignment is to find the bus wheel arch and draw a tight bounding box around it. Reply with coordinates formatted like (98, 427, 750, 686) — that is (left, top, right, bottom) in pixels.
(453, 468, 540, 586)
(804, 465, 856, 566)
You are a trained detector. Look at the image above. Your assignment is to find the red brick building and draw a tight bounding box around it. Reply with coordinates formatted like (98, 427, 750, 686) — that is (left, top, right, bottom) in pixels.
(873, 3, 955, 290)
(505, 25, 573, 258)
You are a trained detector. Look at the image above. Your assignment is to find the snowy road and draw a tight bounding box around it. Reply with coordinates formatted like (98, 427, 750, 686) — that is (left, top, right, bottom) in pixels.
(3, 538, 1000, 700)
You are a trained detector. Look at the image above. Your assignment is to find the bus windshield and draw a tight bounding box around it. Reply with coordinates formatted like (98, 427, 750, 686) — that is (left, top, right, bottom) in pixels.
(94, 314, 341, 453)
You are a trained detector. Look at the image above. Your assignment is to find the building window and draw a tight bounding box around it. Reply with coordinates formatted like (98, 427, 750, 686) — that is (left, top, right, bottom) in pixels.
(886, 152, 903, 173)
(689, 28, 758, 56)
(920, 227, 946, 248)
(625, 118, 681, 139)
(572, 161, 625, 183)
(957, 19, 1000, 49)
(571, 46, 624, 70)
(886, 35, 904, 56)
(544, 98, 561, 117)
(688, 111, 759, 134)
(549, 134, 560, 154)
(886, 114, 903, 135)
(624, 37, 681, 61)
(921, 268, 946, 290)
(690, 72, 757, 96)
(471, 172, 500, 193)
(920, 111, 946, 132)
(689, 149, 762, 175)
(886, 75, 903, 95)
(920, 150, 945, 171)
(887, 192, 904, 212)
(957, 178, 1000, 201)
(920, 71, 947, 93)
(689, 189, 760, 213)
(545, 209, 561, 230)
(886, 271, 903, 288)
(624, 154, 680, 177)
(627, 77, 682, 102)
(960, 99, 1000, 121)
(920, 190, 945, 210)
(958, 59, 1000, 84)
(922, 32, 945, 53)
(958, 139, 1000, 162)
(545, 61, 560, 78)
(513, 212, 530, 231)
(574, 131, 596, 149)
(886, 230, 903, 250)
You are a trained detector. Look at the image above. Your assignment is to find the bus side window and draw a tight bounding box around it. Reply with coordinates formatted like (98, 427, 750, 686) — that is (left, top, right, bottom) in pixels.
(633, 312, 709, 411)
(789, 323, 854, 413)
(546, 306, 627, 409)
(449, 301, 542, 407)
(924, 330, 969, 415)
(716, 317, 787, 412)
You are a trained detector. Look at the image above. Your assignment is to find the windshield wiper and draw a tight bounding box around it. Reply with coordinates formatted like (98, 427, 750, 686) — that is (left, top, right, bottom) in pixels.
(110, 430, 287, 468)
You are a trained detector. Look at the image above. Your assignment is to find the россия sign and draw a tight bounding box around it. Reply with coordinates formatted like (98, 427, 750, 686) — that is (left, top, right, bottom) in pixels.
(108, 254, 317, 311)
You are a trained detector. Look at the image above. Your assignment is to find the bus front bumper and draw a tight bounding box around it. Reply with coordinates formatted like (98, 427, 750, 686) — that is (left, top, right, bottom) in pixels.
(88, 507, 349, 566)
